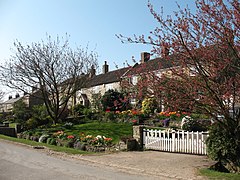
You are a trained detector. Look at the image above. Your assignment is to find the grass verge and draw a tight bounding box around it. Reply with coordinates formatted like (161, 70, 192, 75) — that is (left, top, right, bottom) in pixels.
(199, 168, 240, 180)
(0, 134, 93, 155)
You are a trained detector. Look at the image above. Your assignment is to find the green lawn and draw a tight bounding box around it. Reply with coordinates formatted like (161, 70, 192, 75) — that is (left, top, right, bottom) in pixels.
(35, 121, 133, 143)
(199, 168, 240, 180)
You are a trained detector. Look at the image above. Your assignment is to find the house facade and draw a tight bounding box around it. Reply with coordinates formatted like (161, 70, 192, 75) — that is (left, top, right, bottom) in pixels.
(0, 91, 44, 113)
(70, 52, 181, 110)
(120, 52, 179, 110)
(0, 94, 22, 113)
(74, 61, 130, 109)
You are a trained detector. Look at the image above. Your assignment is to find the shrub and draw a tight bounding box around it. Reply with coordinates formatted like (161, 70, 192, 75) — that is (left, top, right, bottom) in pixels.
(83, 108, 93, 119)
(206, 122, 240, 173)
(181, 116, 208, 131)
(25, 118, 38, 129)
(103, 111, 116, 122)
(101, 89, 127, 112)
(13, 99, 31, 125)
(73, 104, 86, 116)
(141, 97, 157, 115)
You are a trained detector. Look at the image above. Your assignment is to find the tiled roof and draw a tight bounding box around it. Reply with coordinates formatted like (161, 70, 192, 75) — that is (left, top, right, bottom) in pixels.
(86, 67, 130, 87)
(124, 55, 178, 76)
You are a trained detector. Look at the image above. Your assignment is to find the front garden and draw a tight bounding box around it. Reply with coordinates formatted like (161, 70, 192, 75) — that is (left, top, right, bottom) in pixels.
(3, 89, 238, 174)
(17, 122, 133, 152)
(0, 90, 213, 153)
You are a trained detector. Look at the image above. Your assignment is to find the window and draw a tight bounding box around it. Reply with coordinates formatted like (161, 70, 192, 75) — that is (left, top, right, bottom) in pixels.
(131, 76, 138, 85)
(106, 84, 113, 91)
(189, 67, 198, 76)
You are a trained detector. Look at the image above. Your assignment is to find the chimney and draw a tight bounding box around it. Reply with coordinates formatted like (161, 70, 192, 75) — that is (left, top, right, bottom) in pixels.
(15, 93, 20, 98)
(140, 52, 150, 63)
(102, 61, 109, 74)
(162, 46, 169, 57)
(89, 65, 96, 78)
(8, 95, 12, 100)
(161, 42, 170, 57)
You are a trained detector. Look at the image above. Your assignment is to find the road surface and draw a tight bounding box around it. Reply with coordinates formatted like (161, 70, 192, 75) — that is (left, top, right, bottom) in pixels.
(0, 139, 213, 179)
(0, 140, 158, 180)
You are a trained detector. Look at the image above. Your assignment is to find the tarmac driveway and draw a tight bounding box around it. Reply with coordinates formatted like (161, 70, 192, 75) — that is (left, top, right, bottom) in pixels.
(49, 148, 214, 179)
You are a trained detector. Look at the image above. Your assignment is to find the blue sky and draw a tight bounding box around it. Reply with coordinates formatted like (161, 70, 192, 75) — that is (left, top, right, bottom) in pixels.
(0, 0, 196, 73)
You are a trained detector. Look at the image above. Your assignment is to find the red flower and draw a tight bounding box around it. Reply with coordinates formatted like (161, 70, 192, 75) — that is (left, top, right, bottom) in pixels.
(104, 137, 112, 141)
(67, 135, 74, 139)
(132, 119, 137, 123)
(176, 113, 181, 117)
(131, 110, 138, 115)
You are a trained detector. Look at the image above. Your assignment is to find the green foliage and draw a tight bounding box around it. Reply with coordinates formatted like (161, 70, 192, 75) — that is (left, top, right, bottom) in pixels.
(206, 122, 240, 173)
(30, 104, 51, 127)
(182, 118, 208, 131)
(190, 113, 210, 120)
(91, 93, 102, 110)
(13, 99, 31, 124)
(73, 104, 86, 116)
(101, 89, 127, 111)
(73, 104, 93, 121)
(103, 111, 116, 122)
(141, 97, 157, 115)
(25, 118, 38, 129)
(83, 108, 93, 119)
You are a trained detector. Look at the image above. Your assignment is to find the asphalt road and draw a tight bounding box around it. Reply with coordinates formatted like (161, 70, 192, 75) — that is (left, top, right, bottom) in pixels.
(0, 140, 158, 180)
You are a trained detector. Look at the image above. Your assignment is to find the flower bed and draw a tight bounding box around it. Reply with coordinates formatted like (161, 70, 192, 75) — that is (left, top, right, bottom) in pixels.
(18, 130, 114, 152)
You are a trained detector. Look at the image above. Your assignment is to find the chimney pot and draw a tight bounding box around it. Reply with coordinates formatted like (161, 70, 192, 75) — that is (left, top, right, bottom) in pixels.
(161, 42, 170, 57)
(102, 61, 109, 74)
(15, 93, 20, 98)
(140, 52, 150, 63)
(89, 65, 96, 78)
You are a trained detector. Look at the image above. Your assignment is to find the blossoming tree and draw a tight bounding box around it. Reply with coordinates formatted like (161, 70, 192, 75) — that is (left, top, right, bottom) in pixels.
(118, 0, 240, 172)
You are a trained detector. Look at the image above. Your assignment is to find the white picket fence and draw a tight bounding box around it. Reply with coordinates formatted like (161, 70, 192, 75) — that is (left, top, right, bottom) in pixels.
(143, 128, 209, 155)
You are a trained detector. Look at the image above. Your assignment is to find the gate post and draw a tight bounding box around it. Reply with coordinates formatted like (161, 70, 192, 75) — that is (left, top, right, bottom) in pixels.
(133, 125, 144, 150)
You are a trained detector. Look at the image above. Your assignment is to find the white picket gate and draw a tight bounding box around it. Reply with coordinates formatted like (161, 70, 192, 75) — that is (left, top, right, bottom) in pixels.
(143, 128, 208, 155)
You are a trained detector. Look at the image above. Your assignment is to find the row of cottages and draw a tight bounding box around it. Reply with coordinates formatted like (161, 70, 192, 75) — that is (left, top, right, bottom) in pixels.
(121, 52, 178, 108)
(0, 51, 182, 113)
(68, 61, 130, 109)
(70, 51, 178, 109)
(0, 91, 44, 113)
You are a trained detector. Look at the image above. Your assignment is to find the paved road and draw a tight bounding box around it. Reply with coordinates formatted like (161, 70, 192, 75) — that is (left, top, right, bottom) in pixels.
(0, 139, 213, 180)
(0, 140, 158, 180)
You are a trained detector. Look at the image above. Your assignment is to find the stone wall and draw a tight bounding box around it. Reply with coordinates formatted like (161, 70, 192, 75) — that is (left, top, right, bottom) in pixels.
(132, 125, 144, 150)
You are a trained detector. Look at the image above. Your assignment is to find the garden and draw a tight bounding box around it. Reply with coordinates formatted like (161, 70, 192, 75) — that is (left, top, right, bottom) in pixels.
(0, 89, 212, 153)
(17, 122, 133, 152)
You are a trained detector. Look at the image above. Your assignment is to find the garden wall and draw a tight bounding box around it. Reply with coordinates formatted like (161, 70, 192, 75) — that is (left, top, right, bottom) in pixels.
(0, 127, 17, 137)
